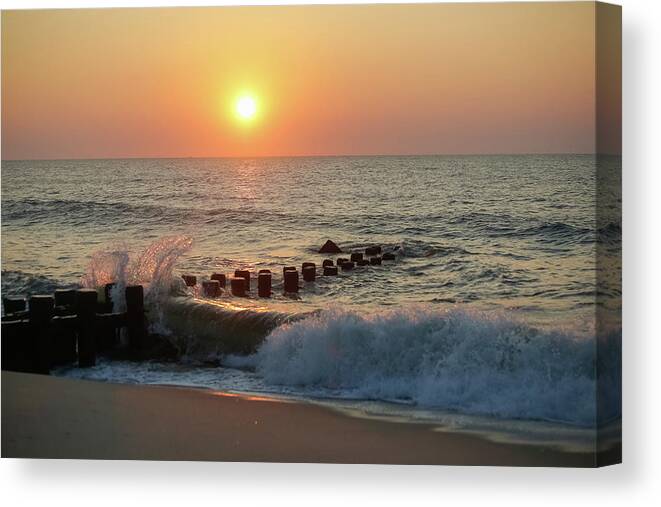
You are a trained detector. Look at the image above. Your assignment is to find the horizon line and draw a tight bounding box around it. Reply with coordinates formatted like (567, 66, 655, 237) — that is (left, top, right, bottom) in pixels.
(1, 151, 620, 163)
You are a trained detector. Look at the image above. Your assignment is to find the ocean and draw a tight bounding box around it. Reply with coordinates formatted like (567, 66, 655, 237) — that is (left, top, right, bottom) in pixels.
(1, 155, 621, 451)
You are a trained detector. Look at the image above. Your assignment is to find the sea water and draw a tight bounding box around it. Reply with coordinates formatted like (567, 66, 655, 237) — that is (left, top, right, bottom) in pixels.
(1, 155, 621, 450)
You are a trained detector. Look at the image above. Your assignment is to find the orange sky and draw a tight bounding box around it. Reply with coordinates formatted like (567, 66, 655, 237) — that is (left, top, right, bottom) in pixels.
(1, 2, 620, 160)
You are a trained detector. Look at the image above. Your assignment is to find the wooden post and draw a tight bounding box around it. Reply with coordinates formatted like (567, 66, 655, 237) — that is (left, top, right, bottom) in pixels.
(350, 252, 363, 262)
(365, 246, 382, 256)
(202, 280, 221, 298)
(284, 269, 299, 293)
(357, 259, 370, 267)
(53, 289, 78, 365)
(3, 297, 26, 316)
(283, 266, 296, 277)
(341, 261, 355, 271)
(54, 289, 76, 308)
(322, 259, 334, 268)
(336, 258, 348, 266)
(96, 283, 118, 351)
(28, 295, 54, 374)
(230, 276, 246, 297)
(323, 266, 338, 276)
(182, 275, 197, 287)
(1, 319, 29, 372)
(126, 285, 146, 353)
(76, 289, 98, 367)
(234, 270, 251, 291)
(258, 272, 272, 297)
(303, 265, 316, 282)
(51, 314, 78, 366)
(370, 256, 382, 265)
(210, 273, 227, 288)
(258, 269, 271, 274)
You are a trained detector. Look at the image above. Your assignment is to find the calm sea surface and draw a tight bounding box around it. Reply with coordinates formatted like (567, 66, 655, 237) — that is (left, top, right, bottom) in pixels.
(1, 155, 621, 447)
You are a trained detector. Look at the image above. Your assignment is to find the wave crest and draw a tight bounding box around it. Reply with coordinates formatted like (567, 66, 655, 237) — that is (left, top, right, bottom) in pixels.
(254, 306, 621, 426)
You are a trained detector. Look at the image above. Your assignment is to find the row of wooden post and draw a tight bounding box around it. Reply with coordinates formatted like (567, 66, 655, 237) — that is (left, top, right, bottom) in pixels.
(183, 246, 396, 298)
(1, 285, 146, 375)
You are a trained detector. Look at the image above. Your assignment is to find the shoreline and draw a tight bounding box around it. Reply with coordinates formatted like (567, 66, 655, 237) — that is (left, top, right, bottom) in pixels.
(2, 372, 607, 466)
(56, 370, 599, 453)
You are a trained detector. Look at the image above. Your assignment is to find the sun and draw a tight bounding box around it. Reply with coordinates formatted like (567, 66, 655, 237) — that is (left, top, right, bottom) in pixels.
(235, 95, 257, 120)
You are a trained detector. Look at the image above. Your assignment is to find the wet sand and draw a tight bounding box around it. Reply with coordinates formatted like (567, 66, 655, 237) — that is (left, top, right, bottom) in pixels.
(2, 371, 597, 466)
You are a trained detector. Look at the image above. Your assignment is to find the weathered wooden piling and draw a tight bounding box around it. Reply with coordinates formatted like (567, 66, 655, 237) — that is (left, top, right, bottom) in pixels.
(370, 256, 382, 265)
(258, 269, 272, 274)
(230, 276, 246, 297)
(341, 261, 355, 271)
(336, 258, 348, 266)
(1, 319, 29, 372)
(76, 289, 98, 367)
(126, 285, 146, 353)
(258, 272, 272, 297)
(283, 266, 296, 276)
(97, 283, 118, 351)
(382, 253, 396, 261)
(52, 289, 79, 363)
(234, 270, 251, 291)
(202, 280, 221, 298)
(365, 246, 381, 256)
(350, 252, 363, 262)
(210, 273, 227, 288)
(54, 289, 76, 308)
(29, 295, 55, 374)
(3, 297, 26, 315)
(322, 259, 334, 268)
(284, 269, 299, 293)
(357, 259, 370, 266)
(323, 265, 338, 276)
(303, 265, 316, 282)
(182, 275, 197, 287)
(51, 313, 78, 366)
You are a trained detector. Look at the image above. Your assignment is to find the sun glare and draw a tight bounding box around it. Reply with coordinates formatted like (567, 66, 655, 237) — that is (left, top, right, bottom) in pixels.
(235, 95, 257, 120)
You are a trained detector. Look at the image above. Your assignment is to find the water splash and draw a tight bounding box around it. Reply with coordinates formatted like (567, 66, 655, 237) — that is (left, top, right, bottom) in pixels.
(81, 235, 193, 317)
(128, 235, 194, 305)
(81, 247, 129, 294)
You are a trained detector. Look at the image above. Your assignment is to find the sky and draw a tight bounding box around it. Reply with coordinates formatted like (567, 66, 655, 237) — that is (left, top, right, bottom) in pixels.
(1, 2, 620, 159)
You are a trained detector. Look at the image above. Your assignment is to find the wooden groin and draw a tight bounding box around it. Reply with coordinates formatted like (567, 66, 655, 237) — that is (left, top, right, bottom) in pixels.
(178, 243, 396, 299)
(1, 243, 397, 374)
(1, 286, 146, 375)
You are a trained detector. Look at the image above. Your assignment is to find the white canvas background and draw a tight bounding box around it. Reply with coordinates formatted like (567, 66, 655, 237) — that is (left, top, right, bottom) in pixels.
(0, 0, 658, 505)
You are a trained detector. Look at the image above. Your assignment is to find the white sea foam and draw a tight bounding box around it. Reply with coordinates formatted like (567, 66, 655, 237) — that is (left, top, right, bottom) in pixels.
(252, 306, 620, 426)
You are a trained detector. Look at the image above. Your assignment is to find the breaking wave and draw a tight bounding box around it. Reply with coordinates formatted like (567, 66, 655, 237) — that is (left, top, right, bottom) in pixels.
(249, 306, 621, 426)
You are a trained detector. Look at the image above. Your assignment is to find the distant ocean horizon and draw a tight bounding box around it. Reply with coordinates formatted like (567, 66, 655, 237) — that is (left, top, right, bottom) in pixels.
(1, 154, 621, 450)
(1, 151, 614, 162)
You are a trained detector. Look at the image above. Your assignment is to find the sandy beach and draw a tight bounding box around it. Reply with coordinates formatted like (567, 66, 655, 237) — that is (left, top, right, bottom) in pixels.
(2, 372, 600, 466)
